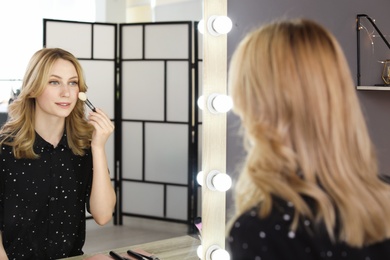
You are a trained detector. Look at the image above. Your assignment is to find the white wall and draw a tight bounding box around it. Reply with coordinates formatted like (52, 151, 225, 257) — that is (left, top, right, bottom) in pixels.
(154, 0, 202, 22)
(0, 0, 96, 80)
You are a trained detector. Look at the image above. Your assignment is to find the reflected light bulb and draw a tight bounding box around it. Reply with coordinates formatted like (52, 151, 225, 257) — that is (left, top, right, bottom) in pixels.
(196, 171, 203, 186)
(197, 245, 203, 259)
(198, 19, 204, 34)
(197, 95, 205, 110)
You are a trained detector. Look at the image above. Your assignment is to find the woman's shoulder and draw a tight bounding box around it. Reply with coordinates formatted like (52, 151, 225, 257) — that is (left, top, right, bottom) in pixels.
(230, 197, 296, 237)
(228, 198, 316, 259)
(228, 196, 390, 260)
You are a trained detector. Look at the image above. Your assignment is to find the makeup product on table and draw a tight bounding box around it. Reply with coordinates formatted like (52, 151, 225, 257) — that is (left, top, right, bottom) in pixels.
(127, 249, 159, 260)
(78, 92, 96, 112)
(109, 251, 131, 260)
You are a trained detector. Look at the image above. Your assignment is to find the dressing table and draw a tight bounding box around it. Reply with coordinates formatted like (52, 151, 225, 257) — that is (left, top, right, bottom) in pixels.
(62, 235, 200, 260)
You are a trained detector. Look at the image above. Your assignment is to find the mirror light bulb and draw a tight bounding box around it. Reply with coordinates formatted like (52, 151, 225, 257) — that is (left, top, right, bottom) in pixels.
(207, 15, 233, 36)
(212, 173, 232, 192)
(206, 170, 232, 192)
(206, 245, 231, 260)
(212, 248, 230, 260)
(207, 93, 233, 114)
(212, 16, 233, 34)
(213, 95, 233, 113)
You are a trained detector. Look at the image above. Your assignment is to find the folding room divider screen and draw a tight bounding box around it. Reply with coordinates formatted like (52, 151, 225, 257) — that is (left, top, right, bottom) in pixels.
(43, 19, 201, 232)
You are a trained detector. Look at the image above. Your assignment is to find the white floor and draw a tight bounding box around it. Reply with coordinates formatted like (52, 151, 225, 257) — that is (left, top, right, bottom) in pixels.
(83, 217, 189, 254)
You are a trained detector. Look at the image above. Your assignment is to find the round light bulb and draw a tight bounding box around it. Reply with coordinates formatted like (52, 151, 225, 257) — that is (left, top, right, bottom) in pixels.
(211, 248, 230, 260)
(208, 94, 233, 114)
(196, 171, 203, 186)
(213, 94, 233, 113)
(206, 170, 232, 192)
(212, 16, 233, 35)
(212, 173, 232, 192)
(206, 245, 231, 260)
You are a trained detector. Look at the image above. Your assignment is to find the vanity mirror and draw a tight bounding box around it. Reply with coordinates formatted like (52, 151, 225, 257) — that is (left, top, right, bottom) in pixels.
(0, 0, 231, 258)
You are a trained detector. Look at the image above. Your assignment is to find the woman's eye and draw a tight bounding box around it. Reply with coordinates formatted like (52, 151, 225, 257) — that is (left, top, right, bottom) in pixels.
(49, 81, 60, 85)
(69, 81, 79, 86)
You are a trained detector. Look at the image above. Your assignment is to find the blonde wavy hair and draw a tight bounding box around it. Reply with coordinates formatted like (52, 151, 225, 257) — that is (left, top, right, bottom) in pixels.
(0, 48, 94, 158)
(229, 18, 390, 247)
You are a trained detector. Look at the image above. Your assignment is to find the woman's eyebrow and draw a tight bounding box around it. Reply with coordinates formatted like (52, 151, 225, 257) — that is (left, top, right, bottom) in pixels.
(49, 74, 78, 80)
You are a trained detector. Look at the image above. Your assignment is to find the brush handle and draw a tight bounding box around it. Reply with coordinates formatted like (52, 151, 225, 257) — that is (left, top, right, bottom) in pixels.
(85, 99, 96, 112)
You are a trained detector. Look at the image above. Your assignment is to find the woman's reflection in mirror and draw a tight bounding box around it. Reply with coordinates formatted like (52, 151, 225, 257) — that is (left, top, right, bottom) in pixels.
(0, 48, 116, 259)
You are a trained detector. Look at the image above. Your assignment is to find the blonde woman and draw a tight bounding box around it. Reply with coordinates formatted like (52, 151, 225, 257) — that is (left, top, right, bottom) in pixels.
(228, 19, 390, 259)
(0, 48, 116, 259)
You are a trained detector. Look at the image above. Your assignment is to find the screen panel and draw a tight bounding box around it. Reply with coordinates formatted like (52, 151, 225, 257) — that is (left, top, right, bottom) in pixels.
(93, 24, 116, 59)
(167, 61, 189, 122)
(145, 24, 189, 59)
(45, 21, 92, 58)
(122, 182, 164, 217)
(122, 61, 165, 121)
(166, 186, 188, 220)
(121, 25, 143, 59)
(79, 60, 115, 119)
(122, 122, 143, 180)
(120, 22, 196, 224)
(144, 122, 188, 185)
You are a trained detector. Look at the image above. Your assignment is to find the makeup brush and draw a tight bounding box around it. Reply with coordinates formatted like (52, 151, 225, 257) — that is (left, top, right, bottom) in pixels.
(78, 92, 96, 112)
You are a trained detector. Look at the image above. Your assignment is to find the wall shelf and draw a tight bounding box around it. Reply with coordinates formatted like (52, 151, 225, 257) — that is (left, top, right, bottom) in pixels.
(356, 14, 390, 88)
(357, 86, 390, 90)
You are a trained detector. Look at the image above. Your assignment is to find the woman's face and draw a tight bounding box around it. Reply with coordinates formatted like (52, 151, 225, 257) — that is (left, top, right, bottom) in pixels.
(35, 58, 80, 120)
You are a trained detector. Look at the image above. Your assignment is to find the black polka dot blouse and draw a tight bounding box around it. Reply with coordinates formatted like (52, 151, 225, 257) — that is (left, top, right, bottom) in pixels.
(0, 132, 93, 259)
(228, 196, 390, 260)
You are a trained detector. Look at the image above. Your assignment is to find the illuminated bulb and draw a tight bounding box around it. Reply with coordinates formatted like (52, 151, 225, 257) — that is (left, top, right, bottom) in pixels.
(206, 245, 230, 260)
(212, 249, 230, 260)
(207, 15, 233, 36)
(198, 19, 204, 34)
(196, 171, 204, 186)
(197, 95, 205, 110)
(197, 245, 203, 259)
(207, 93, 233, 114)
(206, 170, 232, 192)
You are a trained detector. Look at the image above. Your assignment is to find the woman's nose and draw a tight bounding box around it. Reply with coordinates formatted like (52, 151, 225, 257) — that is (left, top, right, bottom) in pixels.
(60, 84, 70, 97)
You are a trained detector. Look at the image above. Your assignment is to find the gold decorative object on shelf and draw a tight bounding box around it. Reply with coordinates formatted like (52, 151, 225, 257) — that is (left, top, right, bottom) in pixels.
(382, 59, 390, 85)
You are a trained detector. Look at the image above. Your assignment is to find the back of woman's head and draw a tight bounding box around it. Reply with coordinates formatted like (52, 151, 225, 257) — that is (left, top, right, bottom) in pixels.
(229, 18, 375, 182)
(231, 19, 356, 140)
